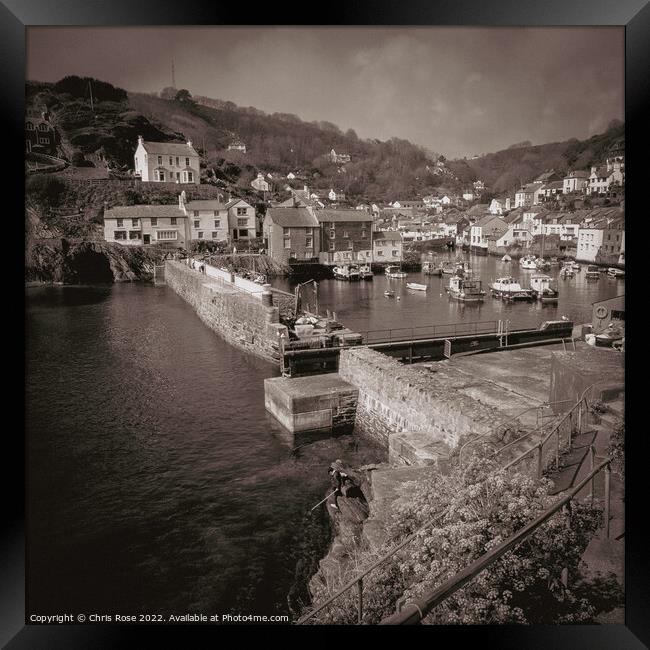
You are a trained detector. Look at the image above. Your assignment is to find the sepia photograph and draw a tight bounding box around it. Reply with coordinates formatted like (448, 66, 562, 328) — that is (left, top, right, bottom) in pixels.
(6, 4, 643, 643)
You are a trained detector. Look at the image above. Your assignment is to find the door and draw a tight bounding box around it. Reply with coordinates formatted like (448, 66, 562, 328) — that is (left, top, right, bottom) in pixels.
(143, 234, 151, 244)
(232, 229, 238, 241)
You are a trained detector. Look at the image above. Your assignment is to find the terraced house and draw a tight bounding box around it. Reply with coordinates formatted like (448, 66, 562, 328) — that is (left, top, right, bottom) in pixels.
(133, 136, 200, 184)
(263, 207, 320, 263)
(103, 204, 188, 248)
(316, 209, 373, 264)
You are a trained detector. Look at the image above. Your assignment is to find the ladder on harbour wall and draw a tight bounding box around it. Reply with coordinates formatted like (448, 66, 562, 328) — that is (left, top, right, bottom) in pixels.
(153, 264, 166, 285)
(497, 319, 510, 347)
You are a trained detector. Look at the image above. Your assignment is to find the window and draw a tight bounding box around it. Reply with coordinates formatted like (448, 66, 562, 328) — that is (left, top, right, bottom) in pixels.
(169, 157, 173, 166)
(237, 218, 248, 227)
(348, 241, 353, 250)
(283, 228, 291, 237)
(194, 211, 199, 217)
(114, 231, 127, 240)
(116, 219, 124, 227)
(132, 219, 139, 226)
(129, 231, 140, 240)
(306, 237, 313, 248)
(330, 229, 335, 239)
(392, 250, 398, 257)
(171, 217, 177, 225)
(26, 122, 34, 130)
(238, 229, 248, 237)
(194, 220, 200, 228)
(611, 310, 625, 321)
(237, 207, 247, 216)
(212, 232, 219, 239)
(185, 157, 190, 167)
(343, 231, 349, 238)
(158, 156, 163, 165)
(361, 230, 367, 238)
(198, 232, 204, 239)
(377, 250, 384, 256)
(155, 170, 165, 182)
(187, 172, 193, 183)
(39, 137, 49, 144)
(39, 123, 48, 131)
(329, 241, 335, 251)
(284, 239, 291, 249)
(151, 218, 158, 226)
(214, 220, 220, 228)
(176, 157, 180, 166)
(176, 172, 180, 181)
(157, 231, 178, 241)
(213, 211, 219, 217)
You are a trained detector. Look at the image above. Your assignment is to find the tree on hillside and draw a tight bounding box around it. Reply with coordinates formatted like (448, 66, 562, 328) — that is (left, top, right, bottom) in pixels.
(160, 87, 177, 100)
(174, 89, 195, 104)
(53, 76, 127, 103)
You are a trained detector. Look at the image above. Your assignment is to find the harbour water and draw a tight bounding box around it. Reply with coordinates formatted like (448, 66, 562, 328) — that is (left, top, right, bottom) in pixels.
(273, 252, 624, 334)
(26, 284, 383, 618)
(25, 257, 621, 618)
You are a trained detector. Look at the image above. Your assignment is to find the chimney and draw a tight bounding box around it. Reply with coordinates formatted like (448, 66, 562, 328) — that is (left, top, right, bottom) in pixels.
(304, 184, 309, 194)
(178, 190, 186, 210)
(137, 135, 144, 146)
(187, 139, 193, 149)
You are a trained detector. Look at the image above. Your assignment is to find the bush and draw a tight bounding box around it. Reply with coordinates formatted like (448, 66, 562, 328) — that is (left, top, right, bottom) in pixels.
(26, 175, 67, 208)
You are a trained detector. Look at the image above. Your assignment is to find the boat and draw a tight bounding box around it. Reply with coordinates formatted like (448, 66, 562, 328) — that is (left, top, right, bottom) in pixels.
(441, 262, 456, 275)
(446, 275, 485, 302)
(490, 276, 535, 301)
(333, 264, 361, 281)
(519, 255, 538, 270)
(501, 254, 512, 262)
(585, 265, 600, 280)
(383, 289, 395, 298)
(406, 282, 428, 291)
(607, 267, 625, 278)
(548, 257, 561, 267)
(535, 258, 551, 271)
(423, 260, 443, 276)
(559, 265, 574, 279)
(385, 264, 408, 279)
(358, 264, 374, 280)
(530, 274, 559, 303)
(592, 324, 624, 348)
(454, 260, 471, 277)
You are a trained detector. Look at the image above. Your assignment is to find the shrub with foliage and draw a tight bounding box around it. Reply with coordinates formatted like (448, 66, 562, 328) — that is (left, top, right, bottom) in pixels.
(305, 454, 612, 625)
(26, 175, 67, 208)
(607, 421, 624, 480)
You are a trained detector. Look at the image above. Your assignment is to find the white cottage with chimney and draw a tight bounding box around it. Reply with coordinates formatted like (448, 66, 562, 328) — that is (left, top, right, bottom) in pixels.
(133, 135, 200, 184)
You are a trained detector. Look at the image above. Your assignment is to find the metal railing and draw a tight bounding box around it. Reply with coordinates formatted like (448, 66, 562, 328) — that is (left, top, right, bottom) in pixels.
(296, 386, 599, 625)
(380, 455, 613, 625)
(357, 320, 499, 345)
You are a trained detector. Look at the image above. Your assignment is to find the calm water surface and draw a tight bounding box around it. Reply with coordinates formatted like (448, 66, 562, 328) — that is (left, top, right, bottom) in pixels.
(26, 284, 384, 618)
(273, 252, 624, 334)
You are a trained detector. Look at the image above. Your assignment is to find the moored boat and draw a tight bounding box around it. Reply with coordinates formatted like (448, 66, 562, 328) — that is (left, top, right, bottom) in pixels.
(585, 265, 600, 280)
(535, 258, 551, 271)
(490, 276, 535, 301)
(530, 274, 559, 303)
(501, 254, 512, 262)
(406, 282, 428, 291)
(333, 264, 361, 280)
(446, 275, 485, 302)
(607, 267, 625, 278)
(423, 260, 443, 276)
(358, 264, 374, 279)
(520, 255, 538, 270)
(383, 289, 395, 297)
(385, 265, 408, 279)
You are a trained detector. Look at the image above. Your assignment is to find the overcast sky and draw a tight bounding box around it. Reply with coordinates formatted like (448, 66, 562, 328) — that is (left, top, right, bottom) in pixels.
(26, 26, 624, 159)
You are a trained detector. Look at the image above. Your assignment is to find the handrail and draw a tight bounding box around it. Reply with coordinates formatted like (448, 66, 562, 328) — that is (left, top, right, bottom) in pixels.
(380, 456, 613, 625)
(296, 506, 452, 624)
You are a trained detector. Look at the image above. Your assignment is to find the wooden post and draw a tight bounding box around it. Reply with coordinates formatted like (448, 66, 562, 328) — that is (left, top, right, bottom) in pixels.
(357, 579, 363, 624)
(604, 464, 611, 539)
(536, 443, 543, 478)
(589, 445, 596, 504)
(561, 502, 571, 587)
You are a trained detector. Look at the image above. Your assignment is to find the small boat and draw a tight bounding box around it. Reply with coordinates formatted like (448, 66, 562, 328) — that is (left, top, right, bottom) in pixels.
(594, 324, 624, 348)
(530, 274, 559, 303)
(520, 255, 538, 270)
(490, 277, 535, 301)
(441, 262, 456, 275)
(358, 264, 374, 280)
(548, 257, 561, 267)
(333, 264, 361, 280)
(535, 258, 551, 271)
(383, 289, 395, 298)
(406, 282, 428, 291)
(607, 267, 625, 278)
(385, 265, 408, 279)
(501, 254, 512, 262)
(585, 265, 600, 280)
(447, 275, 485, 302)
(569, 261, 581, 271)
(559, 265, 574, 279)
(423, 261, 443, 276)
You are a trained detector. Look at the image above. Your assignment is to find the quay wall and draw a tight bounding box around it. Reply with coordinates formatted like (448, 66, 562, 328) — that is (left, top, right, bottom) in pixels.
(338, 347, 502, 451)
(165, 261, 287, 363)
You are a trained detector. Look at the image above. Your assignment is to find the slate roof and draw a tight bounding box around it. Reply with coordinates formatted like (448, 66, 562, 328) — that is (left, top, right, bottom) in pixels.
(473, 215, 508, 230)
(316, 209, 373, 223)
(140, 140, 199, 156)
(104, 205, 185, 220)
(373, 231, 402, 242)
(185, 200, 227, 211)
(266, 207, 319, 227)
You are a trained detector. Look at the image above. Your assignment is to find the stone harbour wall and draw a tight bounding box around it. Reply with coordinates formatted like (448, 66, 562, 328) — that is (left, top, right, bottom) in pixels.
(165, 261, 287, 363)
(338, 347, 503, 453)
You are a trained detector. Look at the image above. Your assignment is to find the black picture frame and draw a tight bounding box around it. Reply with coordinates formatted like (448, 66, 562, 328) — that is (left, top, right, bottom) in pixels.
(5, 0, 647, 645)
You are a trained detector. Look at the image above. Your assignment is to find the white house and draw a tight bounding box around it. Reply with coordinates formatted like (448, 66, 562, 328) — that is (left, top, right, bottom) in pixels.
(514, 183, 544, 208)
(103, 203, 188, 248)
(182, 194, 230, 243)
(372, 231, 402, 261)
(251, 173, 270, 192)
(462, 190, 475, 202)
(488, 198, 512, 215)
(495, 225, 534, 249)
(328, 188, 346, 202)
(587, 159, 625, 195)
(469, 215, 508, 253)
(228, 140, 247, 153)
(563, 170, 589, 194)
(577, 222, 606, 262)
(133, 136, 200, 184)
(226, 198, 257, 240)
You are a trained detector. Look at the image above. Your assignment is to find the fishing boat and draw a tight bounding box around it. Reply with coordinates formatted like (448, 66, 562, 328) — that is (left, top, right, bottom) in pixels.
(490, 276, 535, 301)
(423, 260, 443, 276)
(358, 264, 374, 280)
(441, 261, 456, 275)
(383, 289, 395, 298)
(607, 267, 625, 278)
(519, 255, 538, 270)
(385, 264, 408, 279)
(585, 265, 600, 280)
(530, 274, 559, 303)
(406, 282, 428, 291)
(501, 254, 512, 262)
(535, 258, 551, 271)
(454, 260, 471, 277)
(549, 257, 561, 267)
(559, 265, 574, 279)
(446, 275, 485, 302)
(333, 264, 361, 280)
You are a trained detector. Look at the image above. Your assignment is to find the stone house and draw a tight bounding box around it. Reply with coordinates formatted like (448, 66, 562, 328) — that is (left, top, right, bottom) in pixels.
(469, 215, 508, 254)
(563, 170, 589, 194)
(226, 198, 257, 240)
(263, 207, 320, 263)
(133, 136, 200, 184)
(316, 209, 373, 264)
(25, 106, 56, 154)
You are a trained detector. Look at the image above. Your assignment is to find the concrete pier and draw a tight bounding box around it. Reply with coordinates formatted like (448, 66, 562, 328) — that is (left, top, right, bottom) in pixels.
(264, 373, 358, 434)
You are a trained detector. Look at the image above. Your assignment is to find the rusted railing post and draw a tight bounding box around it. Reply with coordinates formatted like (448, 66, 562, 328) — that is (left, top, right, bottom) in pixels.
(357, 579, 363, 624)
(536, 443, 543, 478)
(604, 464, 611, 539)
